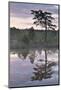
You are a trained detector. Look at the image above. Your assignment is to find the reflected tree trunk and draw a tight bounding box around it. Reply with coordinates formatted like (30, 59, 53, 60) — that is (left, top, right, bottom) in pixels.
(45, 49, 47, 78)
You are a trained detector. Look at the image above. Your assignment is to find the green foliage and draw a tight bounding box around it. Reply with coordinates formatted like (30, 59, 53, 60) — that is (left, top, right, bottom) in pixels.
(22, 35, 29, 45)
(10, 27, 59, 49)
(28, 27, 35, 40)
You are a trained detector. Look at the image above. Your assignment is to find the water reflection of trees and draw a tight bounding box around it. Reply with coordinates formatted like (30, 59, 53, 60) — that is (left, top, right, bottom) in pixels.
(10, 47, 58, 82)
(17, 49, 35, 63)
(17, 49, 29, 59)
(15, 48, 58, 80)
(32, 60, 57, 80)
(17, 48, 57, 63)
(29, 50, 35, 64)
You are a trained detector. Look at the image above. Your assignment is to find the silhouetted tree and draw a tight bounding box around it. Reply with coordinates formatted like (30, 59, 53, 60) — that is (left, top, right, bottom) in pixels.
(31, 10, 56, 77)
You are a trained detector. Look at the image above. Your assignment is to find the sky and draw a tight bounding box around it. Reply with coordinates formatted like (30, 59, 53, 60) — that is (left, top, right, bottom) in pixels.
(10, 2, 59, 30)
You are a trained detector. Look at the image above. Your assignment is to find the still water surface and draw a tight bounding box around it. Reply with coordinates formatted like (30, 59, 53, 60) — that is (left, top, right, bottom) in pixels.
(9, 49, 59, 87)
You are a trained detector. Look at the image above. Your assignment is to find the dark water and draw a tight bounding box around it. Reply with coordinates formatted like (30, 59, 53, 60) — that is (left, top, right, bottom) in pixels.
(9, 48, 59, 87)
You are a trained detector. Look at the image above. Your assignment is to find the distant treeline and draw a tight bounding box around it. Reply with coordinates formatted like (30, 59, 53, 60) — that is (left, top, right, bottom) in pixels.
(10, 27, 59, 49)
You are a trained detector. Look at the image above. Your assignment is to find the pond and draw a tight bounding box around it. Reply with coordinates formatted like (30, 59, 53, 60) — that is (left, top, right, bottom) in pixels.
(9, 48, 59, 87)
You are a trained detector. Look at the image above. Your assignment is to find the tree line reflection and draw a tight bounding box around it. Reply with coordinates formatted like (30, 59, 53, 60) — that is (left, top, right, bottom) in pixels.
(11, 48, 58, 81)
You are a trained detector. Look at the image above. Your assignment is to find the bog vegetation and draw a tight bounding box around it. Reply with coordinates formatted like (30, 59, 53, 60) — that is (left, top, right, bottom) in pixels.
(10, 27, 59, 49)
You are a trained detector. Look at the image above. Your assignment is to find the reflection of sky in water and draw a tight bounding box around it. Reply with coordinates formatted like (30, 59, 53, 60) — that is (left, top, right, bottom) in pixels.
(9, 49, 59, 87)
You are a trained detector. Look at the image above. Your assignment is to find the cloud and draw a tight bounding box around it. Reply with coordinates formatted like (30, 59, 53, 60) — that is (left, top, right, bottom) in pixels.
(10, 2, 58, 30)
(10, 17, 33, 29)
(10, 13, 58, 30)
(10, 16, 44, 29)
(10, 2, 58, 18)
